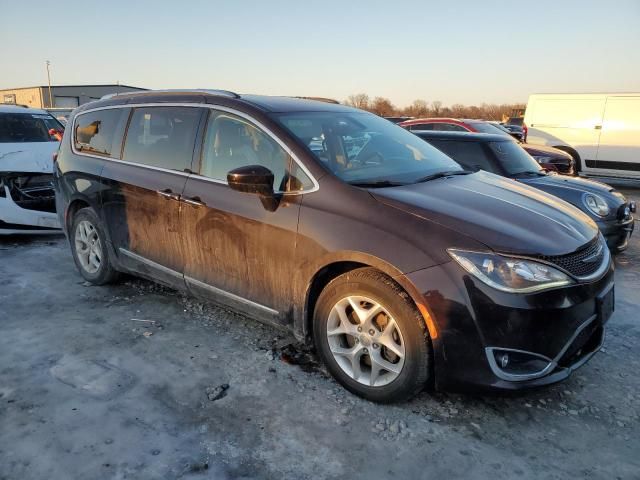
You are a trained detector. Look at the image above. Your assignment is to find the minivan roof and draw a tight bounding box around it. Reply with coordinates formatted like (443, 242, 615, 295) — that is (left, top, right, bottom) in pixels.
(78, 90, 357, 114)
(412, 131, 509, 142)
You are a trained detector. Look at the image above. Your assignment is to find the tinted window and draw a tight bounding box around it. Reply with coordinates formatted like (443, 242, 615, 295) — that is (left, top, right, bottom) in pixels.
(200, 111, 312, 192)
(123, 107, 200, 171)
(274, 111, 461, 185)
(409, 123, 434, 131)
(74, 109, 124, 155)
(434, 123, 467, 132)
(0, 112, 61, 143)
(489, 141, 542, 176)
(428, 140, 498, 173)
(467, 121, 510, 137)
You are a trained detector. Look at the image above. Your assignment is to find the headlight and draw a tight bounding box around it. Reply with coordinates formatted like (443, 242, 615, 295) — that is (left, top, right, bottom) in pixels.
(531, 155, 553, 163)
(448, 249, 574, 293)
(582, 193, 610, 217)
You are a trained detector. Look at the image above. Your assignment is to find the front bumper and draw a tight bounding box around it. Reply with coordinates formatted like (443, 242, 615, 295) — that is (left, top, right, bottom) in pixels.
(405, 257, 614, 392)
(598, 215, 634, 252)
(0, 184, 61, 235)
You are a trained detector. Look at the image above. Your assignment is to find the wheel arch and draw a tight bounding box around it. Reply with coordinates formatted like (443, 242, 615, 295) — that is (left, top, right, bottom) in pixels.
(297, 252, 437, 343)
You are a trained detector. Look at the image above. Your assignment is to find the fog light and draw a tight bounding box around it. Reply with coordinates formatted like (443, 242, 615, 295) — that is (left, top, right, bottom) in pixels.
(488, 348, 554, 381)
(498, 353, 509, 369)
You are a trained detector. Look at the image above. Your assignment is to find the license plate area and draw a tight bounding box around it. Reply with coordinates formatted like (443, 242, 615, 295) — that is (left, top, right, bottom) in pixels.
(597, 286, 615, 325)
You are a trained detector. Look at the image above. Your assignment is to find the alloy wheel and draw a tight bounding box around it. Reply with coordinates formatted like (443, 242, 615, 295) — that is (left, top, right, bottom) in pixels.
(74, 220, 102, 274)
(326, 295, 405, 387)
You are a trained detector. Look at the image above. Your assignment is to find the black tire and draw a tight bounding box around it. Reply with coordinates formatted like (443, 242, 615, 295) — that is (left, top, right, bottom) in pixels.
(69, 207, 119, 285)
(313, 267, 431, 403)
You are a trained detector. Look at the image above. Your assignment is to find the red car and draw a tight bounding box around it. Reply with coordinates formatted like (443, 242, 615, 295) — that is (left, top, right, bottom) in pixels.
(398, 118, 575, 175)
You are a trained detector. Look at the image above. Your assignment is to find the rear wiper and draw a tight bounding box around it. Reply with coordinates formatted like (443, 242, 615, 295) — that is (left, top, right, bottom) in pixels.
(413, 170, 473, 184)
(348, 180, 406, 188)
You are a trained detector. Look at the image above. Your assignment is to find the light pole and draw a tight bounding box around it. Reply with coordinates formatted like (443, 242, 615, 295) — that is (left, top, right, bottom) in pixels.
(45, 60, 53, 108)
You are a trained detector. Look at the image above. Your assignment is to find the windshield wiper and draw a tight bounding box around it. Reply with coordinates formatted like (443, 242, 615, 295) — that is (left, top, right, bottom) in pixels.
(413, 170, 473, 184)
(348, 180, 406, 188)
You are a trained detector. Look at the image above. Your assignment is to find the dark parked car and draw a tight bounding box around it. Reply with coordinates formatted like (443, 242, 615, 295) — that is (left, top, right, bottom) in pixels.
(414, 131, 635, 251)
(55, 90, 614, 402)
(399, 118, 574, 174)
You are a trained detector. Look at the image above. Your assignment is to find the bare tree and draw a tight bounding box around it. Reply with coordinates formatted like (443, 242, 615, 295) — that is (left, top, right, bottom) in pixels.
(369, 97, 396, 116)
(406, 99, 429, 118)
(345, 93, 370, 110)
(430, 100, 443, 116)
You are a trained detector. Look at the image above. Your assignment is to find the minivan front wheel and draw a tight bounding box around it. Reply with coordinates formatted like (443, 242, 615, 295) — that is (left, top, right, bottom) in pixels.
(70, 207, 119, 285)
(314, 268, 431, 403)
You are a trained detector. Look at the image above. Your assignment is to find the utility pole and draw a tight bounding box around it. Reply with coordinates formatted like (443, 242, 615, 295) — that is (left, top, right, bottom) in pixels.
(45, 60, 53, 108)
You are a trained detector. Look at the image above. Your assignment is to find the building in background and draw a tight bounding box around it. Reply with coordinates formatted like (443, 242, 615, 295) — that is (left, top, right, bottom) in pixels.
(0, 84, 146, 109)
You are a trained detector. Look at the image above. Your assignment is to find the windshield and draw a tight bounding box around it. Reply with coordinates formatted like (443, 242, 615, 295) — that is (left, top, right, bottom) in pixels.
(0, 112, 62, 143)
(489, 141, 543, 176)
(272, 111, 462, 185)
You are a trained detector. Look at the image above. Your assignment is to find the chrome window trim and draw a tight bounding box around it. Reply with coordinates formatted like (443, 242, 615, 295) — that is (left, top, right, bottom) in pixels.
(71, 102, 320, 195)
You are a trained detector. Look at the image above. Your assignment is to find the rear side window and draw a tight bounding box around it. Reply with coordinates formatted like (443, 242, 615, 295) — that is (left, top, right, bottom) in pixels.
(428, 140, 498, 173)
(74, 109, 124, 156)
(433, 123, 467, 132)
(0, 112, 61, 143)
(409, 123, 434, 131)
(122, 107, 201, 171)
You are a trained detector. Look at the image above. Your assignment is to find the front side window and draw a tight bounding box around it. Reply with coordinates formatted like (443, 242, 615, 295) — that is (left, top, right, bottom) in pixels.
(428, 140, 498, 173)
(123, 107, 201, 171)
(200, 110, 313, 192)
(0, 112, 62, 143)
(74, 109, 123, 155)
(273, 111, 461, 185)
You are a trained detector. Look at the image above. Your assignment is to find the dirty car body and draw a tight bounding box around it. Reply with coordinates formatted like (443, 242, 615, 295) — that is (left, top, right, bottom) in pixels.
(54, 91, 614, 399)
(0, 105, 62, 234)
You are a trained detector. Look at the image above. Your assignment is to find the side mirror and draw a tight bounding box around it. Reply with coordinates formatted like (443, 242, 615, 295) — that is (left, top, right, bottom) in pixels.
(227, 165, 275, 197)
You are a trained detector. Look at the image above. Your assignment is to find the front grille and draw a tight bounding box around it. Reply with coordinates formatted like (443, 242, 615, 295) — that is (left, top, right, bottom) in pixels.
(536, 237, 605, 278)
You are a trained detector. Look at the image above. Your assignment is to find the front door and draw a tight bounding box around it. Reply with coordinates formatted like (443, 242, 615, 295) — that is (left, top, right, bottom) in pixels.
(180, 108, 314, 326)
(101, 106, 204, 287)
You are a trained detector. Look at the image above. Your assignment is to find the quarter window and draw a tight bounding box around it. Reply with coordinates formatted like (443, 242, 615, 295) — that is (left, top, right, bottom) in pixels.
(74, 109, 124, 156)
(123, 107, 201, 171)
(200, 111, 312, 192)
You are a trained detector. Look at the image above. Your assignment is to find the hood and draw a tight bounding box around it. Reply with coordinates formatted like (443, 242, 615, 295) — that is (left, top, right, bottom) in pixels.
(0, 142, 59, 174)
(371, 171, 598, 256)
(519, 173, 624, 217)
(521, 143, 571, 159)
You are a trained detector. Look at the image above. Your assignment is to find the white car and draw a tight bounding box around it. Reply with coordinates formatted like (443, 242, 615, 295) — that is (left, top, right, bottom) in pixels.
(0, 104, 63, 234)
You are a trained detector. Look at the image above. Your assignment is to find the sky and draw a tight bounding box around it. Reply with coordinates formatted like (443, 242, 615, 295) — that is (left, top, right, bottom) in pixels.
(1, 0, 639, 107)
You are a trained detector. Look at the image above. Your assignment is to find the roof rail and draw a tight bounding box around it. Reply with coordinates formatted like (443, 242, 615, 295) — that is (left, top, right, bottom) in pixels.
(100, 89, 240, 101)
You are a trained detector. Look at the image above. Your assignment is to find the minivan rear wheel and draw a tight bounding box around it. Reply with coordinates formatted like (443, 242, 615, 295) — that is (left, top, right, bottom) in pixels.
(70, 207, 119, 285)
(313, 267, 431, 403)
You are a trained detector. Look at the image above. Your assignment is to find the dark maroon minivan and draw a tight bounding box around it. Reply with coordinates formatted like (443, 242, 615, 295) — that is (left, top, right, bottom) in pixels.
(54, 90, 614, 402)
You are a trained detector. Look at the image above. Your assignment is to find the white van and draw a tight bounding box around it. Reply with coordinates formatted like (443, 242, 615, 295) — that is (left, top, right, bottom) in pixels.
(524, 93, 640, 179)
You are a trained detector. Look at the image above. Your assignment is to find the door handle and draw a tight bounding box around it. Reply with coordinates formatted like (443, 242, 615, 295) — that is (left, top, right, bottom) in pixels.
(594, 125, 602, 130)
(157, 188, 181, 201)
(182, 195, 206, 207)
